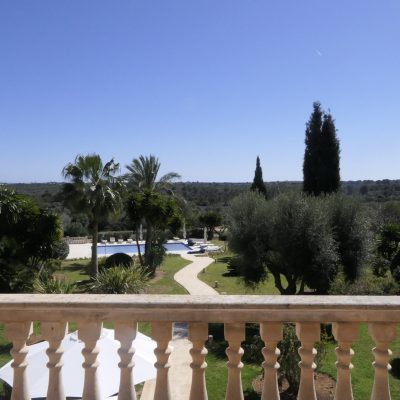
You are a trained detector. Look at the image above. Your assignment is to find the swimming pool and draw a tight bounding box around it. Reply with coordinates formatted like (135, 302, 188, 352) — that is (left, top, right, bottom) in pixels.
(97, 242, 191, 256)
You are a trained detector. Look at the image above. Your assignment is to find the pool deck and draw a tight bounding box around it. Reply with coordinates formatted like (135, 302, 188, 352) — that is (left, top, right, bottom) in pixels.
(67, 241, 193, 260)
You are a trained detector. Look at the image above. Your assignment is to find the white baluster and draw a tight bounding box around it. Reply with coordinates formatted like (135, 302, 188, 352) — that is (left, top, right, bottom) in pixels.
(296, 322, 320, 400)
(78, 321, 102, 400)
(332, 322, 358, 400)
(369, 323, 397, 400)
(5, 322, 33, 400)
(42, 322, 68, 400)
(224, 323, 245, 400)
(189, 322, 208, 400)
(260, 322, 283, 400)
(115, 321, 137, 400)
(152, 321, 173, 400)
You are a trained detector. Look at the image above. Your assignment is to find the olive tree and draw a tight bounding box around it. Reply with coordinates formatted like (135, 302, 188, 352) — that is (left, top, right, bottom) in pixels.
(229, 192, 335, 294)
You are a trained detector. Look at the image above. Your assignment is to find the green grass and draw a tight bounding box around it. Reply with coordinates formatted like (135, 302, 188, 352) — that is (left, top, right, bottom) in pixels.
(198, 253, 281, 295)
(205, 352, 261, 400)
(320, 323, 400, 400)
(146, 255, 190, 294)
(55, 259, 90, 282)
(197, 251, 400, 398)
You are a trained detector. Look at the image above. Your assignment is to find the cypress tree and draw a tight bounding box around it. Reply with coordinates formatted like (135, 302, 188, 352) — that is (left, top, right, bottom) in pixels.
(320, 113, 340, 194)
(251, 156, 267, 197)
(303, 102, 340, 195)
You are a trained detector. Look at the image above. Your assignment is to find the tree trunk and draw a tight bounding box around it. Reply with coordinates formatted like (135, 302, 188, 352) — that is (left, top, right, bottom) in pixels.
(135, 226, 144, 266)
(91, 222, 99, 277)
(144, 223, 156, 276)
(273, 272, 297, 295)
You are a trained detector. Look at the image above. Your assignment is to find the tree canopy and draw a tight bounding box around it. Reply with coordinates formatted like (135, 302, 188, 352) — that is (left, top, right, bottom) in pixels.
(199, 211, 223, 240)
(125, 154, 181, 192)
(228, 191, 368, 294)
(250, 156, 267, 197)
(126, 190, 183, 274)
(0, 187, 63, 292)
(303, 102, 341, 196)
(62, 154, 124, 276)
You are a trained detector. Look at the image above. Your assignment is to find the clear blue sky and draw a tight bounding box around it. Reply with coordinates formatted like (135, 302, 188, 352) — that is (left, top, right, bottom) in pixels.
(1, 0, 399, 183)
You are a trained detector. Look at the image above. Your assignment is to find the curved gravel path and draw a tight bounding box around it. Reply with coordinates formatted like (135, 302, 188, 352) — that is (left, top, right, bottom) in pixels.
(141, 253, 218, 400)
(174, 253, 218, 295)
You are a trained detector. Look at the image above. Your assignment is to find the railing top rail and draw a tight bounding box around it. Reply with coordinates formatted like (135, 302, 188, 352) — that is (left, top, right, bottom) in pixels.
(0, 294, 399, 323)
(0, 294, 399, 307)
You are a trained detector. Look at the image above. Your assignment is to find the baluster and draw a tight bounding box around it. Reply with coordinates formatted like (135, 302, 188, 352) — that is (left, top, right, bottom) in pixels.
(5, 321, 33, 400)
(260, 322, 283, 400)
(78, 321, 103, 400)
(115, 321, 137, 400)
(369, 323, 397, 400)
(42, 322, 68, 400)
(152, 321, 173, 400)
(332, 322, 358, 400)
(189, 322, 208, 400)
(296, 322, 320, 400)
(224, 323, 245, 400)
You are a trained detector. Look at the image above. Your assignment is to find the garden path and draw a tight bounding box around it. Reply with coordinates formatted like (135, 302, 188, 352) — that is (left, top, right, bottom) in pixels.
(141, 253, 217, 400)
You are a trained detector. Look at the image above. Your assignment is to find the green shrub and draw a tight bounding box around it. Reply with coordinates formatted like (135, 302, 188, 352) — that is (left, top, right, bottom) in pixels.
(329, 269, 399, 295)
(52, 239, 70, 260)
(64, 221, 88, 237)
(104, 253, 133, 269)
(278, 324, 326, 395)
(90, 266, 149, 294)
(33, 275, 76, 294)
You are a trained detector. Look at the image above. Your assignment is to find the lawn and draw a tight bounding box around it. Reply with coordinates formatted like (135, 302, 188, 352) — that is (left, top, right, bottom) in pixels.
(320, 323, 400, 400)
(198, 250, 400, 399)
(205, 352, 261, 400)
(198, 252, 281, 295)
(146, 254, 189, 294)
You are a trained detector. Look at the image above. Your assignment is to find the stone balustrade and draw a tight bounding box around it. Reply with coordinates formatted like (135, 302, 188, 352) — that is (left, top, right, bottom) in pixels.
(0, 294, 399, 400)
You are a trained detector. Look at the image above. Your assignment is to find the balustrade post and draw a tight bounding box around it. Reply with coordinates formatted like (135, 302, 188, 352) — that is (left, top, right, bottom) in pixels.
(296, 322, 320, 400)
(260, 322, 283, 400)
(369, 323, 397, 400)
(115, 321, 138, 400)
(5, 322, 33, 400)
(152, 321, 173, 400)
(78, 321, 103, 400)
(189, 322, 208, 400)
(332, 322, 358, 400)
(224, 323, 245, 400)
(42, 322, 68, 400)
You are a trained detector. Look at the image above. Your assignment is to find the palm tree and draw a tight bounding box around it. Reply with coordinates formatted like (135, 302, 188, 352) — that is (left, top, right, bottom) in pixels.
(62, 154, 124, 276)
(125, 155, 181, 192)
(125, 155, 181, 269)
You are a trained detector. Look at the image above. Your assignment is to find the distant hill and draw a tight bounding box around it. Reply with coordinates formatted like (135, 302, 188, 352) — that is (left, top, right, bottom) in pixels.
(3, 180, 400, 210)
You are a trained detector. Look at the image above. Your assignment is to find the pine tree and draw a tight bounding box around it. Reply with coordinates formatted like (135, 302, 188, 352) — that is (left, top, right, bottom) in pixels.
(250, 156, 267, 197)
(303, 102, 340, 195)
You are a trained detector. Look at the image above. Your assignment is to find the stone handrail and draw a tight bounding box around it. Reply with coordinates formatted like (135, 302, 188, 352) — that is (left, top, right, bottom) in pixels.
(0, 294, 399, 400)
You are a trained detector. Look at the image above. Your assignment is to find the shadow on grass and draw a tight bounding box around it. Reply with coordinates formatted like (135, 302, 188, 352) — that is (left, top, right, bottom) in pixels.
(216, 256, 233, 264)
(62, 263, 88, 276)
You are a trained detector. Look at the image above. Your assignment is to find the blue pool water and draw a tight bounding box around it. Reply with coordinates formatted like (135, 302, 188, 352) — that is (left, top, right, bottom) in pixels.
(97, 242, 191, 256)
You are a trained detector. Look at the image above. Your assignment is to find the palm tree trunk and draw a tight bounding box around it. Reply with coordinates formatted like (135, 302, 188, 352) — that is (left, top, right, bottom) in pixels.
(135, 226, 144, 266)
(91, 222, 99, 277)
(144, 222, 155, 274)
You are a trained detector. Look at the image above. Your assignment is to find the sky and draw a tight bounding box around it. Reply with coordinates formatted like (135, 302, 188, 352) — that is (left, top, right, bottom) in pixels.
(0, 0, 399, 183)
